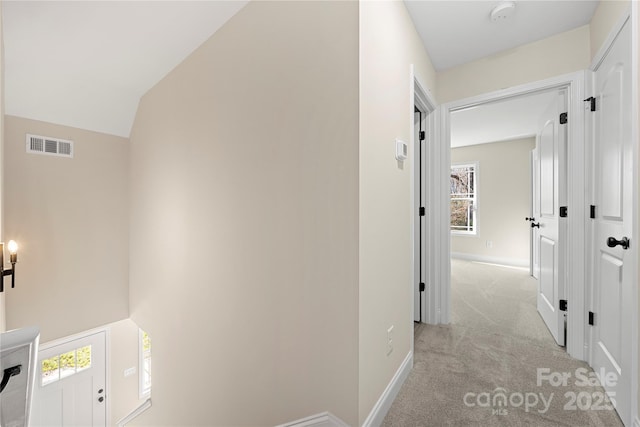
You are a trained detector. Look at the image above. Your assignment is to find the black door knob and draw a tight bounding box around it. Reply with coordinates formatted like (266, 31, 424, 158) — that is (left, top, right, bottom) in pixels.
(531, 222, 540, 228)
(607, 236, 629, 249)
(98, 396, 104, 403)
(525, 217, 535, 222)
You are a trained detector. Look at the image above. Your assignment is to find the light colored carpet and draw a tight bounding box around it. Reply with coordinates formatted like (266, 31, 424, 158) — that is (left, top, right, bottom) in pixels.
(382, 259, 624, 426)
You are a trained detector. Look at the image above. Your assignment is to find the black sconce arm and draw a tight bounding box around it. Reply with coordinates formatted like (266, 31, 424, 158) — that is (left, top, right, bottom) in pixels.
(0, 365, 22, 394)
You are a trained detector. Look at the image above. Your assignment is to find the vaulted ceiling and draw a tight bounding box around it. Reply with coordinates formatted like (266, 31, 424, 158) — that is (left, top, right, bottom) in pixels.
(2, 1, 248, 137)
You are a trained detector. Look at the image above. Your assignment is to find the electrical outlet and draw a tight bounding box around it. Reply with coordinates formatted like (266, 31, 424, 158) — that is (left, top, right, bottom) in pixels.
(387, 325, 394, 356)
(486, 240, 493, 248)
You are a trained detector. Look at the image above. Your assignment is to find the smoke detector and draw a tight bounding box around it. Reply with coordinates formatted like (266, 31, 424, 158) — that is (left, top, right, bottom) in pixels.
(490, 1, 516, 22)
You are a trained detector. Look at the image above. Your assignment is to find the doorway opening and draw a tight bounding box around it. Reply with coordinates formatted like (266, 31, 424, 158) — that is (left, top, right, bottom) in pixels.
(448, 87, 569, 348)
(434, 71, 588, 359)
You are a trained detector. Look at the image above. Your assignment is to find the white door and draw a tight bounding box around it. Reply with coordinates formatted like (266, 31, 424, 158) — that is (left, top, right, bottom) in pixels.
(535, 90, 567, 346)
(31, 331, 107, 427)
(590, 19, 633, 426)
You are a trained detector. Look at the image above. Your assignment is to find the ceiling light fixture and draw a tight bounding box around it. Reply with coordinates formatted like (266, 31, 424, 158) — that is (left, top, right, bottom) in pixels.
(490, 1, 516, 22)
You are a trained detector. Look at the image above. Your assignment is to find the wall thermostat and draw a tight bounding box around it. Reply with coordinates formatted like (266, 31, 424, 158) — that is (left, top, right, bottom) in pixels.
(395, 139, 408, 161)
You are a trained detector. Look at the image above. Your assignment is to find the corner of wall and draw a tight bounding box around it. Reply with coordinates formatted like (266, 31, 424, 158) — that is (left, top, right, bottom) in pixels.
(0, 0, 6, 333)
(589, 0, 631, 61)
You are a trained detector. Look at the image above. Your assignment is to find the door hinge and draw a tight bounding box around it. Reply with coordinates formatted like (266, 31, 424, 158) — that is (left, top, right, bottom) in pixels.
(588, 311, 595, 326)
(419, 282, 425, 292)
(559, 112, 568, 124)
(559, 206, 568, 218)
(419, 207, 426, 216)
(584, 97, 597, 112)
(590, 205, 596, 219)
(419, 131, 426, 141)
(559, 299, 568, 312)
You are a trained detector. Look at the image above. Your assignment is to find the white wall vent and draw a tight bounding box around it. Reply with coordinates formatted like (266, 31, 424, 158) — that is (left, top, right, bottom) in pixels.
(26, 134, 74, 158)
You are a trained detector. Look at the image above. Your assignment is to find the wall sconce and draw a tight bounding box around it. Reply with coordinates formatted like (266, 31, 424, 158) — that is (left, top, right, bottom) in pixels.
(1, 241, 18, 293)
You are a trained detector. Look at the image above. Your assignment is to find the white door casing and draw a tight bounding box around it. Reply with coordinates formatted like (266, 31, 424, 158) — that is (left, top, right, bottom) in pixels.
(531, 149, 540, 279)
(411, 69, 437, 326)
(414, 105, 427, 323)
(535, 90, 568, 347)
(31, 331, 107, 427)
(437, 72, 587, 360)
(589, 18, 633, 427)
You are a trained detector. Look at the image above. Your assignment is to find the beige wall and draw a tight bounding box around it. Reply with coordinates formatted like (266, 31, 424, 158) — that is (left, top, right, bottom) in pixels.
(128, 2, 359, 425)
(451, 138, 535, 266)
(359, 1, 436, 423)
(3, 116, 129, 342)
(109, 319, 145, 424)
(437, 25, 590, 104)
(590, 0, 631, 60)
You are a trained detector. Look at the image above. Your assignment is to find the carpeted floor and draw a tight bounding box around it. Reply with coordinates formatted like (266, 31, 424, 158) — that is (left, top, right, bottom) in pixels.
(381, 259, 624, 426)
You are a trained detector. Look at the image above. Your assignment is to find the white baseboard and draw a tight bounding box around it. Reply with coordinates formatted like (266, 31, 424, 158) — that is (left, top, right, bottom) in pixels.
(117, 398, 152, 427)
(362, 351, 413, 427)
(451, 252, 529, 268)
(276, 412, 349, 427)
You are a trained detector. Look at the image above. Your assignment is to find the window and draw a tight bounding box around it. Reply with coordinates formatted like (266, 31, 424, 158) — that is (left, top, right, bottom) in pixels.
(450, 163, 477, 234)
(139, 329, 151, 398)
(41, 345, 91, 386)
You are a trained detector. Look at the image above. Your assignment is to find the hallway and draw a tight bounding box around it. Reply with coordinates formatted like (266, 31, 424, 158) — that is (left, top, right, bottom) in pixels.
(382, 259, 624, 426)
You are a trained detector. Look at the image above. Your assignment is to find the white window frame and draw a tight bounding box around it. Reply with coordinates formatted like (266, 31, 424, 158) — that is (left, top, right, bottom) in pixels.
(450, 162, 478, 235)
(138, 329, 151, 399)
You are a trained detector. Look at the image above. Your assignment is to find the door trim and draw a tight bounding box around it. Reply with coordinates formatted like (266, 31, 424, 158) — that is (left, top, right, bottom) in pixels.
(410, 65, 437, 333)
(435, 71, 587, 360)
(38, 326, 111, 427)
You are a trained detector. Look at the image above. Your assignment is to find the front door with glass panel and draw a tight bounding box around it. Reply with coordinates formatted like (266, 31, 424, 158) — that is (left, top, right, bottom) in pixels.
(31, 331, 106, 427)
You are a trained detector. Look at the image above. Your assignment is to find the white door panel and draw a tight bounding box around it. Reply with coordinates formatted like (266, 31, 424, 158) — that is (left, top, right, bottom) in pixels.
(535, 90, 567, 346)
(590, 18, 632, 426)
(600, 66, 624, 219)
(539, 237, 555, 310)
(531, 150, 539, 279)
(539, 120, 555, 217)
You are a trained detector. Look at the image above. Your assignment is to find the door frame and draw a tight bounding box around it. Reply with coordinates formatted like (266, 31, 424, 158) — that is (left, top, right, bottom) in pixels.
(410, 65, 437, 336)
(586, 6, 638, 425)
(37, 326, 111, 427)
(434, 71, 587, 360)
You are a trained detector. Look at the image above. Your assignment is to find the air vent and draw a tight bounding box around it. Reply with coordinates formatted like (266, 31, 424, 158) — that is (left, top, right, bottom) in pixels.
(26, 134, 73, 158)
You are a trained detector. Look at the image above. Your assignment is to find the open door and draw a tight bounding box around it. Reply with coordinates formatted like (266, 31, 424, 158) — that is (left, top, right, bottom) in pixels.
(590, 19, 633, 426)
(534, 89, 567, 346)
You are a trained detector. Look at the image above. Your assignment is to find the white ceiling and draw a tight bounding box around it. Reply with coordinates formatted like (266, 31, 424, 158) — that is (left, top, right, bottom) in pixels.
(406, 0, 598, 148)
(2, 1, 248, 137)
(404, 0, 599, 71)
(2, 1, 599, 140)
(450, 90, 558, 148)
